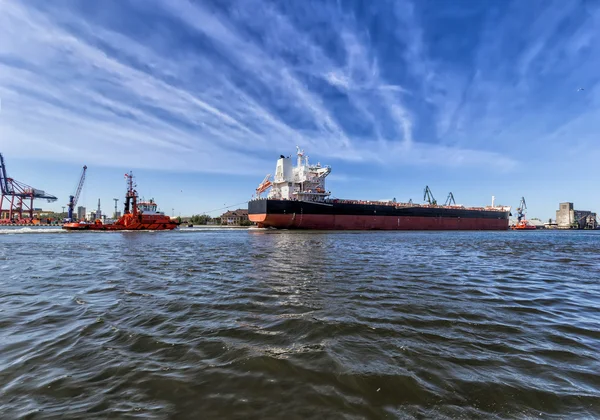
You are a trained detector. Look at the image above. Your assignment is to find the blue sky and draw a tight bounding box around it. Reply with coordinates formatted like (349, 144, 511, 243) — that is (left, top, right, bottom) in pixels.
(0, 0, 599, 220)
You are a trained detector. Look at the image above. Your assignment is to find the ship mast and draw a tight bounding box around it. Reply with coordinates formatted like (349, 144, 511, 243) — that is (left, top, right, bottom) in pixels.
(123, 172, 138, 216)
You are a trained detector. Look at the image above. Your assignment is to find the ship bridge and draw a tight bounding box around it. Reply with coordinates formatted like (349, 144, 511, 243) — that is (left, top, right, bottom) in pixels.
(138, 198, 163, 215)
(257, 147, 331, 202)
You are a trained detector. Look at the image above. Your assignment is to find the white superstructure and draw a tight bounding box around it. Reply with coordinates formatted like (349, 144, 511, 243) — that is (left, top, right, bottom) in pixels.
(137, 199, 164, 215)
(256, 147, 331, 202)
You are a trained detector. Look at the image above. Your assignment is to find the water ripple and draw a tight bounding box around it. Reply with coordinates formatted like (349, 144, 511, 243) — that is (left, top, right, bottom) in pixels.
(0, 229, 599, 418)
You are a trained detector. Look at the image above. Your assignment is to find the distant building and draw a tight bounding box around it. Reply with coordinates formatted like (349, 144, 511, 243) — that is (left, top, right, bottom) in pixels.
(528, 218, 545, 229)
(556, 202, 597, 229)
(220, 209, 249, 225)
(35, 210, 56, 218)
(31, 210, 57, 224)
(77, 206, 86, 221)
(576, 211, 598, 230)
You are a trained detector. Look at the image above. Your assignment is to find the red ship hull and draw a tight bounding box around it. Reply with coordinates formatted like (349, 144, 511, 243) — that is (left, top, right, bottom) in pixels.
(250, 213, 508, 230)
(249, 199, 510, 231)
(63, 214, 178, 231)
(248, 199, 510, 230)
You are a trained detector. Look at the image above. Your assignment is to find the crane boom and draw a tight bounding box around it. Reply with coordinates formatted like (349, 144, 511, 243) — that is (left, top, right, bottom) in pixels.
(67, 165, 87, 220)
(0, 153, 12, 195)
(516, 196, 527, 222)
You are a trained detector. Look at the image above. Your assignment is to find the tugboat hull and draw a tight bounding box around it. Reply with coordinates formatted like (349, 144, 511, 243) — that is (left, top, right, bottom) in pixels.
(62, 217, 178, 231)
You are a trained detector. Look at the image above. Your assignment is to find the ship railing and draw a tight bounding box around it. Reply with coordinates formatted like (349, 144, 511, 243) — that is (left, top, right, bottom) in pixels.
(322, 199, 507, 211)
(250, 196, 508, 212)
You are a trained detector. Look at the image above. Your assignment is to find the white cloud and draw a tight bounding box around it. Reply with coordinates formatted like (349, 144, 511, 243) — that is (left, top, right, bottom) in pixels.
(0, 0, 520, 176)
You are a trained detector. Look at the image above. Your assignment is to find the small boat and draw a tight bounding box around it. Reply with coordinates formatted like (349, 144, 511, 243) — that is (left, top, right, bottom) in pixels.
(511, 220, 537, 230)
(63, 172, 178, 231)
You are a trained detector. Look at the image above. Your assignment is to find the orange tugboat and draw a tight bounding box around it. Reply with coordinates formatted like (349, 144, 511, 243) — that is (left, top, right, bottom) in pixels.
(510, 197, 536, 230)
(62, 172, 178, 231)
(511, 220, 537, 230)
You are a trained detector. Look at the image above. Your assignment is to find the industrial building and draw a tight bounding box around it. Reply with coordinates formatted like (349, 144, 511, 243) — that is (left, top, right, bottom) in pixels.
(77, 206, 86, 221)
(556, 202, 597, 229)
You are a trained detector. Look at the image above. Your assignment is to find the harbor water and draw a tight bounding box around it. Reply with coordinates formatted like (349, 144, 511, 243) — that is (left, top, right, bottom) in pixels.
(1, 227, 599, 419)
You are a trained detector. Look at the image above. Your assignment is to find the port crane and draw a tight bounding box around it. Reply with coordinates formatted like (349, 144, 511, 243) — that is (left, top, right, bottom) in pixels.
(66, 165, 87, 222)
(0, 152, 57, 223)
(423, 186, 437, 205)
(511, 196, 536, 230)
(444, 192, 456, 206)
(516, 196, 527, 223)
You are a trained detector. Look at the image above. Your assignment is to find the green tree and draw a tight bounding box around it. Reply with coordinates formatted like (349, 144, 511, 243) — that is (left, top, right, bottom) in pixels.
(190, 214, 211, 225)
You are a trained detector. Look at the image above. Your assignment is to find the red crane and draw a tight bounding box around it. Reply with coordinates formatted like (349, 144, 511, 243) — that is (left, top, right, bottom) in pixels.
(0, 153, 58, 224)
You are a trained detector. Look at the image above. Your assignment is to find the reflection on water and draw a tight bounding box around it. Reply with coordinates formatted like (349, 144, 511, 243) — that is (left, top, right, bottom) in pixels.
(0, 228, 599, 419)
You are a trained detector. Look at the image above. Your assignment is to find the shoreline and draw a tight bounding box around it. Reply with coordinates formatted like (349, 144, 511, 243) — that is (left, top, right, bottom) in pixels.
(182, 225, 251, 229)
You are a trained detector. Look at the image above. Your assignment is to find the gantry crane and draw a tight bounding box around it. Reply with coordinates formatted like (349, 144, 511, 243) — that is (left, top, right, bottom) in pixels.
(444, 192, 456, 206)
(67, 165, 87, 221)
(0, 153, 58, 223)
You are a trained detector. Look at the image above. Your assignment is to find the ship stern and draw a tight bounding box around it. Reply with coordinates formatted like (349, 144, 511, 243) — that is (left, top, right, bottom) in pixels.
(248, 199, 268, 227)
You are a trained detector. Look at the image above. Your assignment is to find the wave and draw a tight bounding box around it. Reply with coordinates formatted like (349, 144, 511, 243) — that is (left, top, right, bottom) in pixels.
(0, 227, 65, 234)
(179, 226, 251, 231)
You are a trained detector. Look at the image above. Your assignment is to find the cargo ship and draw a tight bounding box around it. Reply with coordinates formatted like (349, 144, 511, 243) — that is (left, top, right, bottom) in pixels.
(248, 148, 511, 230)
(62, 172, 178, 231)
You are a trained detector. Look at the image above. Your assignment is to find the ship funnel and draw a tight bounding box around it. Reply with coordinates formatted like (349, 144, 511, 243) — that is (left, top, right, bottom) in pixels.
(274, 156, 293, 183)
